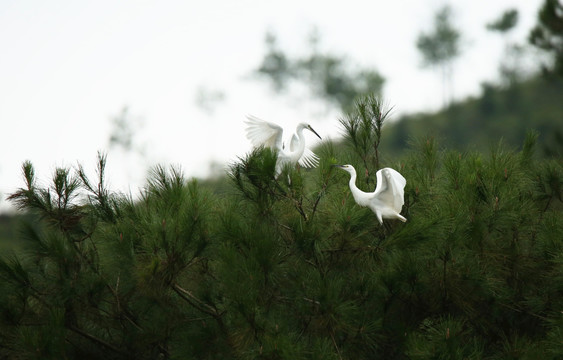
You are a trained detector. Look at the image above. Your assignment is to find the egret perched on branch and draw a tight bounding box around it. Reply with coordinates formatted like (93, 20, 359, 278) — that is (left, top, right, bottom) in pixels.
(245, 115, 322, 177)
(333, 164, 407, 224)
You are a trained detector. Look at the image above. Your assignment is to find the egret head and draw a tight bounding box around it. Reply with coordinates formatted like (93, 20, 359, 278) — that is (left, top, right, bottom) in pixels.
(297, 122, 322, 140)
(332, 164, 356, 175)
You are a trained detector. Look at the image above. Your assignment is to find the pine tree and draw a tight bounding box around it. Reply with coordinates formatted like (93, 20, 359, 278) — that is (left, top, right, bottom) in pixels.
(1, 98, 561, 359)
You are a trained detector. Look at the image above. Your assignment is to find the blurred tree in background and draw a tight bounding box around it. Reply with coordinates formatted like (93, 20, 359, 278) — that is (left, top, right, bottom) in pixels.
(416, 5, 462, 107)
(529, 0, 563, 77)
(487, 9, 526, 87)
(1, 96, 561, 359)
(487, 9, 519, 33)
(382, 76, 563, 159)
(108, 107, 146, 156)
(255, 29, 385, 111)
(380, 3, 563, 162)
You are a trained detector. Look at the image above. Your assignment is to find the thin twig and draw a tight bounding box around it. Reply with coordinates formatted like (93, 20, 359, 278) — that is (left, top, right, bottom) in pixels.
(303, 297, 320, 306)
(69, 325, 127, 357)
(172, 283, 221, 319)
(330, 330, 343, 360)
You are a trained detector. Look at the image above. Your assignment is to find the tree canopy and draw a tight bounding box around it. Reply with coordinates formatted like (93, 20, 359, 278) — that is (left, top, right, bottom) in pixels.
(1, 96, 561, 359)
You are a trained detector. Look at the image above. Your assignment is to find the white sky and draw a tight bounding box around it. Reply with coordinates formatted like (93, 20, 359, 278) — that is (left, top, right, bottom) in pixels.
(0, 0, 544, 212)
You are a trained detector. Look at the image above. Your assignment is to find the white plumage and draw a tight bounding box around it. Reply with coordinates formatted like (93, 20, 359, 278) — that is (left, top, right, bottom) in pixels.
(334, 164, 407, 224)
(245, 115, 322, 177)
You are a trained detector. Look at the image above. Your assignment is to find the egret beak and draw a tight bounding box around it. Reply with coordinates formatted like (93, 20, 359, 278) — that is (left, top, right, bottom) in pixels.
(331, 164, 345, 169)
(308, 125, 322, 140)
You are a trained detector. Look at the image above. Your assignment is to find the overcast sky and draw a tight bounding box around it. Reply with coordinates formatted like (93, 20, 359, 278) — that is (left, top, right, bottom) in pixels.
(0, 0, 544, 212)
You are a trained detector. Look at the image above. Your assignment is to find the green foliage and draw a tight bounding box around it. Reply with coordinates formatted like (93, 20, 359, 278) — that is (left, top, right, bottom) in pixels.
(338, 95, 390, 179)
(0, 214, 30, 254)
(1, 98, 562, 358)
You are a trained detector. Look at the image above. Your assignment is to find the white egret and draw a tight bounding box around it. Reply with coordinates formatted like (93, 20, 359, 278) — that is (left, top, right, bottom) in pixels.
(245, 115, 322, 177)
(333, 165, 407, 224)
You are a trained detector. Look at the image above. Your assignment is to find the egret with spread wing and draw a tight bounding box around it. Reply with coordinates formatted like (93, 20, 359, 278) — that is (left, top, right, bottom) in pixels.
(333, 164, 407, 224)
(245, 115, 322, 177)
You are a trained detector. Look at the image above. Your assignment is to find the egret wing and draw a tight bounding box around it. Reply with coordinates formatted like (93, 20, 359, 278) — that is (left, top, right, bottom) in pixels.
(298, 148, 320, 168)
(373, 168, 406, 212)
(245, 115, 284, 150)
(290, 134, 320, 168)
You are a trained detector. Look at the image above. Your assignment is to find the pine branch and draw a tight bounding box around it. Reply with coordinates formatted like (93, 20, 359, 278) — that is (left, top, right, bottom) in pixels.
(330, 329, 343, 360)
(310, 181, 328, 221)
(68, 325, 128, 357)
(172, 283, 222, 319)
